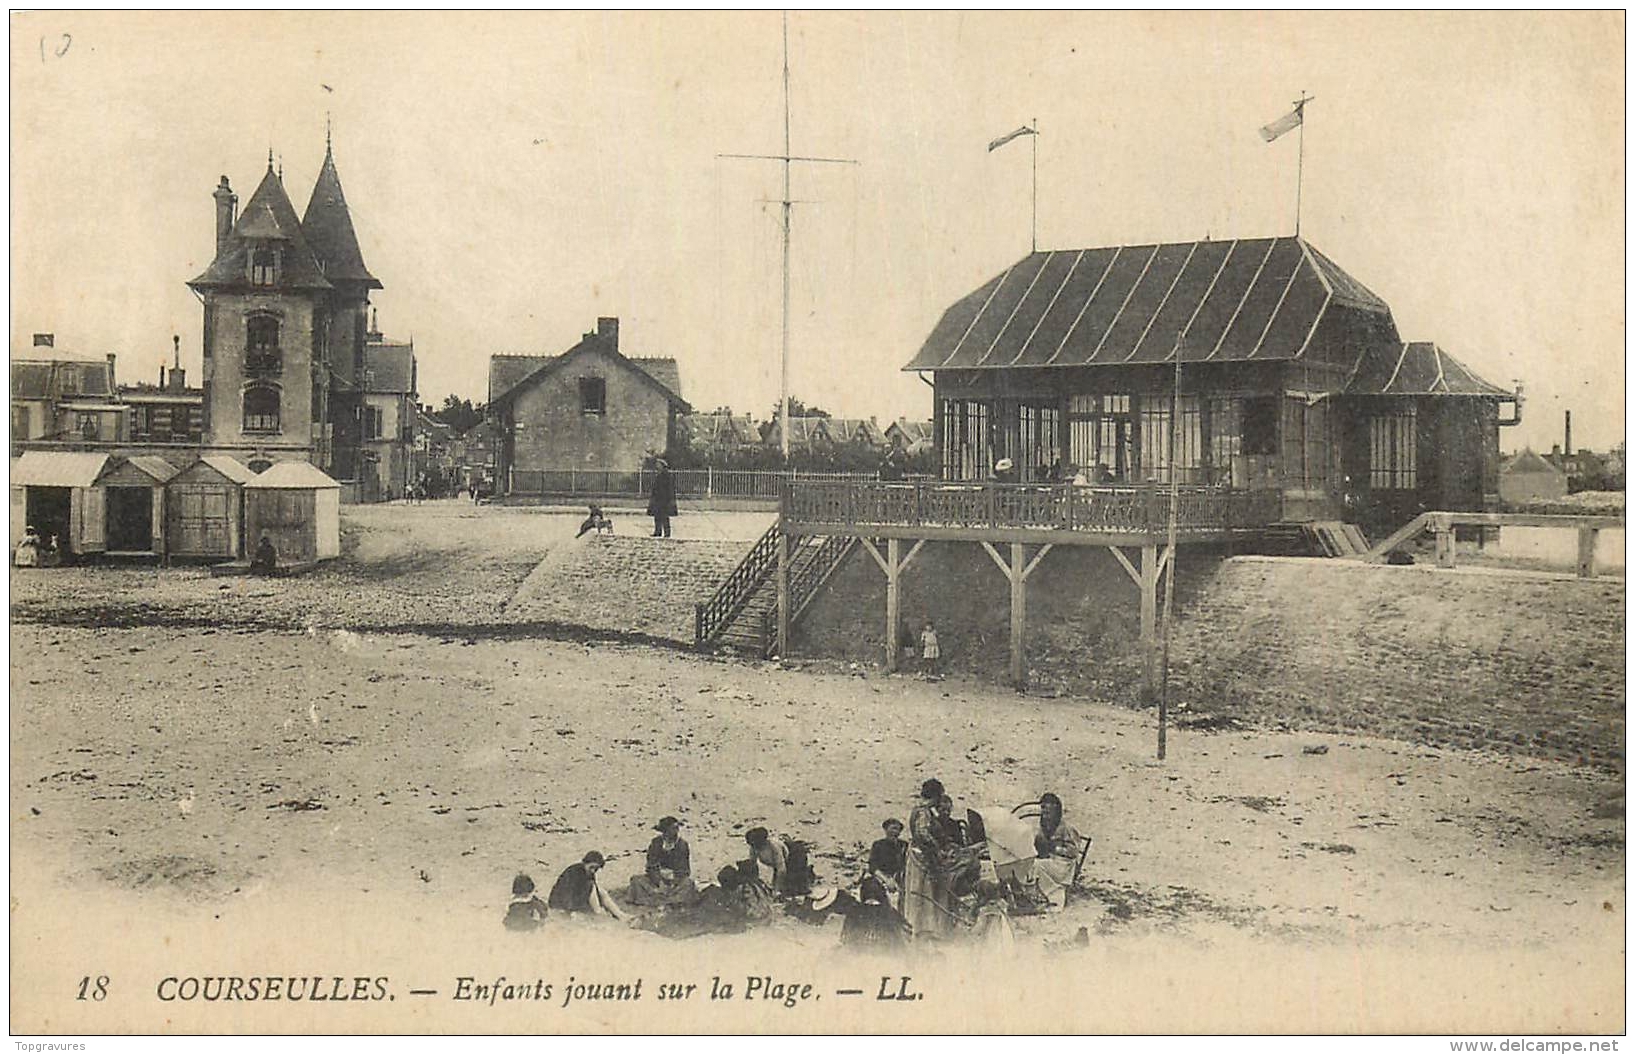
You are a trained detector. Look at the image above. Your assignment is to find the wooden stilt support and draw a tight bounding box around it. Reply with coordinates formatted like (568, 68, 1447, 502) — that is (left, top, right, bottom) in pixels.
(1577, 527, 1599, 579)
(863, 536, 927, 671)
(776, 529, 791, 657)
(886, 538, 901, 671)
(981, 540, 1052, 691)
(1140, 542, 1159, 705)
(1009, 543, 1026, 688)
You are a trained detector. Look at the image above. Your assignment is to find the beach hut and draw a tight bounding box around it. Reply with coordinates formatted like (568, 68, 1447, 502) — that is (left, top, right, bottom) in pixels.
(243, 461, 342, 568)
(167, 456, 254, 560)
(9, 451, 110, 557)
(95, 455, 181, 556)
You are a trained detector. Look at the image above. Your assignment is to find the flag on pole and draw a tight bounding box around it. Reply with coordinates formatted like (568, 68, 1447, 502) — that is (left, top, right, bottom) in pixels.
(1259, 104, 1304, 142)
(988, 125, 1037, 152)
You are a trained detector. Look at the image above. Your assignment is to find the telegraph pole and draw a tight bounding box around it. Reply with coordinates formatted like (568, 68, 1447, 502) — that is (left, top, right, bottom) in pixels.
(718, 11, 857, 460)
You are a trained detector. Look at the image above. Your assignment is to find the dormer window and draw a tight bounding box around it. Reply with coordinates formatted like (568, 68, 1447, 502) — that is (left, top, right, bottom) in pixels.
(251, 248, 277, 286)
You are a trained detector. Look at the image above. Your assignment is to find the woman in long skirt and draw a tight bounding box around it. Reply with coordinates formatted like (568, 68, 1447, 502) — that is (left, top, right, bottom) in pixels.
(903, 778, 948, 938)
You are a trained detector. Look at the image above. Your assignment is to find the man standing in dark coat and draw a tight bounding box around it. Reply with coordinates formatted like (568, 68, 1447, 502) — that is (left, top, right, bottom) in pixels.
(647, 456, 678, 537)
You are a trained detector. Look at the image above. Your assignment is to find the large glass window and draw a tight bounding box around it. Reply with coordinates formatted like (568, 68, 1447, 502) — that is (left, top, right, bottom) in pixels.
(1017, 403, 1061, 480)
(1207, 398, 1243, 487)
(1067, 394, 1133, 481)
(1139, 395, 1203, 483)
(243, 385, 281, 434)
(246, 314, 280, 374)
(1369, 408, 1417, 489)
(940, 399, 989, 481)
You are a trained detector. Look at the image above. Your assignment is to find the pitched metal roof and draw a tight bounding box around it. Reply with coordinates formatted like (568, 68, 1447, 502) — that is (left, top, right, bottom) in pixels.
(123, 456, 182, 484)
(630, 357, 683, 401)
(11, 359, 114, 399)
(488, 340, 687, 410)
(195, 455, 257, 484)
(1345, 341, 1510, 397)
(904, 236, 1390, 371)
(489, 355, 551, 404)
(1502, 449, 1564, 477)
(301, 147, 382, 289)
(683, 413, 755, 445)
(11, 451, 109, 488)
(245, 460, 341, 489)
(189, 166, 332, 292)
(363, 340, 415, 394)
(825, 418, 885, 445)
(768, 416, 829, 446)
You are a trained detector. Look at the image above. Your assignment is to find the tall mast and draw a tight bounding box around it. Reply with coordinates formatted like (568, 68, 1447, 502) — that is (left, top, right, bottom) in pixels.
(780, 12, 793, 460)
(717, 12, 857, 463)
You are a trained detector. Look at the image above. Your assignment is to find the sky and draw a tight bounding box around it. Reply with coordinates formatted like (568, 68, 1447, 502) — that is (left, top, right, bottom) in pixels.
(9, 11, 1625, 452)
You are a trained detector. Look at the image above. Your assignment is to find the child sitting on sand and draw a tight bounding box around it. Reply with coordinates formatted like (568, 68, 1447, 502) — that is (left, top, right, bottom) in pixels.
(503, 874, 549, 932)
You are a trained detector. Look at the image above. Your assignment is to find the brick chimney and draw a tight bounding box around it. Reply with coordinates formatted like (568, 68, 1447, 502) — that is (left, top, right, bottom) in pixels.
(213, 175, 238, 256)
(597, 317, 619, 352)
(105, 353, 117, 388)
(1564, 410, 1573, 457)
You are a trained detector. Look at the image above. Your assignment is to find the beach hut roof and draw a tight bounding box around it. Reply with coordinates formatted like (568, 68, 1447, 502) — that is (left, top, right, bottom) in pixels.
(11, 451, 109, 488)
(245, 460, 342, 490)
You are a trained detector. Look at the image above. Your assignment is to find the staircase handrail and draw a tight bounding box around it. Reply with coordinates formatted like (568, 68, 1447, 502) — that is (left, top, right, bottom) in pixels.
(695, 522, 781, 646)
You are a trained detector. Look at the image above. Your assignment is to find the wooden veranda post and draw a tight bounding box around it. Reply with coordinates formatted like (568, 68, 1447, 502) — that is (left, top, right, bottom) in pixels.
(861, 536, 926, 673)
(885, 538, 902, 672)
(1009, 543, 1026, 688)
(1140, 542, 1159, 704)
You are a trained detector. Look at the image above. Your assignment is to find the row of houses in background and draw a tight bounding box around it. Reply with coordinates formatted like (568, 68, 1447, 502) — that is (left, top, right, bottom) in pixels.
(1498, 444, 1625, 504)
(481, 315, 932, 490)
(11, 323, 432, 503)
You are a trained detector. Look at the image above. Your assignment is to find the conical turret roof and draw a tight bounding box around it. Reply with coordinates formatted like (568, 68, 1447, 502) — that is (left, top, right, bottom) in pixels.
(301, 144, 381, 289)
(189, 160, 332, 291)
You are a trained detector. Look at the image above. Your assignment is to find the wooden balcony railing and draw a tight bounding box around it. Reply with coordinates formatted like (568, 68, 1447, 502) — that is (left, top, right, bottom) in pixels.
(781, 480, 1283, 538)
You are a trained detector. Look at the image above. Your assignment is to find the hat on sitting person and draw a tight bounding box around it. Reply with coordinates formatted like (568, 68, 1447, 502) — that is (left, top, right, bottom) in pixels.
(581, 851, 605, 866)
(810, 887, 838, 911)
(994, 458, 1014, 472)
(654, 816, 682, 832)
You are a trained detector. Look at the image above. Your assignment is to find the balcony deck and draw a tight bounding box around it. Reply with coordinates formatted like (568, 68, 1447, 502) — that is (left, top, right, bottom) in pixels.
(781, 479, 1282, 546)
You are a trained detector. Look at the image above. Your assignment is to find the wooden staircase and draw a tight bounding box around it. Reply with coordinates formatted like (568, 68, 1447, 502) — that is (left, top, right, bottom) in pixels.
(696, 527, 857, 658)
(1254, 521, 1370, 557)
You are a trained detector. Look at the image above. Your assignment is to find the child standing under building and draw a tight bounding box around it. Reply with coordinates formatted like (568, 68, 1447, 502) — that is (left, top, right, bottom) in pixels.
(920, 619, 941, 680)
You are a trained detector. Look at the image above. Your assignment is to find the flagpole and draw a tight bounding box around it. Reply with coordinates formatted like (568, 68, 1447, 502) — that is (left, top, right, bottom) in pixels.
(1294, 92, 1311, 237)
(1030, 117, 1038, 253)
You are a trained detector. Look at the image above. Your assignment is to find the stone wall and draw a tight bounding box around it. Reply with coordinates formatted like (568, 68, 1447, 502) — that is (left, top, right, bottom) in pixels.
(506, 534, 750, 643)
(794, 545, 1625, 769)
(508, 345, 672, 474)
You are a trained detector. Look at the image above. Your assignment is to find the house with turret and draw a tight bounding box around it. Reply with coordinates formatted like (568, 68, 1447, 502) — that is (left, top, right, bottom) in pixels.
(187, 139, 382, 481)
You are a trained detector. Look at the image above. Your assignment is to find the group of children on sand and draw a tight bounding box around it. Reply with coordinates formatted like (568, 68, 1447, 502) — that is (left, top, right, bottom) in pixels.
(502, 815, 914, 948)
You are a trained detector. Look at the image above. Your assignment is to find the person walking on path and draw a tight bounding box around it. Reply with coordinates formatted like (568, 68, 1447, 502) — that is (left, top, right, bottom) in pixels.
(647, 456, 678, 538)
